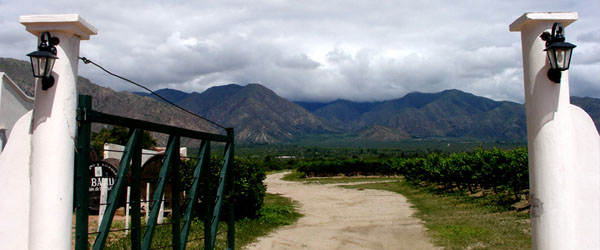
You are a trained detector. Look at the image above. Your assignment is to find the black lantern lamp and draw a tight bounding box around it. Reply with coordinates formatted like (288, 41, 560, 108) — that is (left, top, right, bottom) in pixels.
(27, 31, 60, 90)
(540, 22, 576, 83)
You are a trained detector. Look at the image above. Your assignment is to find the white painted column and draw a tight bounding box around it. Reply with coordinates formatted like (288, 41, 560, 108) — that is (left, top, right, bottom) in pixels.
(20, 15, 97, 249)
(511, 12, 600, 250)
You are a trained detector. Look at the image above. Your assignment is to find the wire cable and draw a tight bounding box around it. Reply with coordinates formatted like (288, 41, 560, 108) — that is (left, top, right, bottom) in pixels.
(78, 57, 227, 131)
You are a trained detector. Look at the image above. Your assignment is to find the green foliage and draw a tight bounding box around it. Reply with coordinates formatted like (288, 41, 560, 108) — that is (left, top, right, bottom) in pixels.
(298, 158, 397, 177)
(91, 125, 157, 151)
(181, 155, 266, 220)
(259, 155, 298, 171)
(400, 148, 529, 199)
(231, 157, 267, 219)
(295, 147, 529, 201)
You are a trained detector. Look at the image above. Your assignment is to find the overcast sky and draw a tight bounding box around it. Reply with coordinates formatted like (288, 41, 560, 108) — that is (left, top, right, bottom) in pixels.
(1, 0, 598, 103)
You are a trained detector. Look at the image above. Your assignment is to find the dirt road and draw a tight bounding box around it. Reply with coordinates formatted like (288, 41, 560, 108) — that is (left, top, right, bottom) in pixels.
(245, 172, 438, 250)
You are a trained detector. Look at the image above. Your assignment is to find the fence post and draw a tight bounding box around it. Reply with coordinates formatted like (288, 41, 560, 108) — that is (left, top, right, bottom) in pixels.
(93, 129, 142, 249)
(180, 140, 210, 250)
(130, 137, 142, 250)
(74, 95, 92, 250)
(171, 136, 181, 249)
(142, 135, 180, 249)
(203, 142, 214, 250)
(226, 128, 235, 250)
(207, 137, 234, 249)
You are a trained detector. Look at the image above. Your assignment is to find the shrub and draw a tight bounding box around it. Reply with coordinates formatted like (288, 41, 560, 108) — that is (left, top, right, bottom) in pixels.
(181, 155, 266, 220)
(296, 147, 529, 199)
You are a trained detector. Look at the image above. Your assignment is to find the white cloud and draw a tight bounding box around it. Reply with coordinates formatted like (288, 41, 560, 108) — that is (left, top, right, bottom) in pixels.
(1, 0, 599, 103)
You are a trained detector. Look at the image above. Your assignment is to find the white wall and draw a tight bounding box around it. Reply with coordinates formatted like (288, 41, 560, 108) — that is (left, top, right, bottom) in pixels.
(0, 73, 34, 151)
(0, 111, 32, 250)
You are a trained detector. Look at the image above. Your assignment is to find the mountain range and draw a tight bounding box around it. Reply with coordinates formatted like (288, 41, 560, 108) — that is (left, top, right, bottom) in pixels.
(138, 87, 529, 142)
(2, 57, 600, 144)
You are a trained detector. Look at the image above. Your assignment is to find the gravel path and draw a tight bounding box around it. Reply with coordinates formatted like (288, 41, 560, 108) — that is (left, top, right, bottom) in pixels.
(245, 172, 438, 250)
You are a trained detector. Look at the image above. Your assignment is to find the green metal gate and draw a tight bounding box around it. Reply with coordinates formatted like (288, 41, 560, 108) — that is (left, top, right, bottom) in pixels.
(74, 95, 235, 250)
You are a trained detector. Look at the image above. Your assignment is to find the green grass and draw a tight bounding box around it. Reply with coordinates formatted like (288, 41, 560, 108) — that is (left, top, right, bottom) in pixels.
(345, 181, 531, 250)
(281, 170, 306, 181)
(103, 193, 301, 249)
(235, 193, 302, 248)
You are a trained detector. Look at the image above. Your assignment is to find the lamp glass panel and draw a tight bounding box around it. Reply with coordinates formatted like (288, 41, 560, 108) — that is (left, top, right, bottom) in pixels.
(29, 57, 42, 77)
(556, 48, 568, 69)
(547, 48, 558, 69)
(38, 57, 48, 77)
(43, 58, 55, 78)
(562, 48, 573, 70)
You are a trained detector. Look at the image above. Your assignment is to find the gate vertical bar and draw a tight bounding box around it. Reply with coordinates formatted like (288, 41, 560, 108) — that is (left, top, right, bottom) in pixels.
(203, 146, 213, 250)
(75, 95, 92, 250)
(226, 128, 235, 250)
(208, 139, 234, 249)
(171, 137, 181, 249)
(130, 132, 143, 250)
(93, 129, 142, 250)
(180, 140, 210, 249)
(142, 135, 179, 250)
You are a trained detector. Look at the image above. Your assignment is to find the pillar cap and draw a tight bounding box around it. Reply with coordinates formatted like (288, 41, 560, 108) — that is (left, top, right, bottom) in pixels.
(20, 14, 97, 40)
(510, 12, 578, 32)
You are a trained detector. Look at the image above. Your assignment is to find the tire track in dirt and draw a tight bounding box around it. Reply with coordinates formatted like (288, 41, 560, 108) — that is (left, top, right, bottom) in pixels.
(245, 172, 438, 250)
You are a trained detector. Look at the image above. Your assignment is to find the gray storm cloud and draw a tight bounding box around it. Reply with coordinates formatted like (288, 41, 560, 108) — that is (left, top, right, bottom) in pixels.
(1, 0, 598, 103)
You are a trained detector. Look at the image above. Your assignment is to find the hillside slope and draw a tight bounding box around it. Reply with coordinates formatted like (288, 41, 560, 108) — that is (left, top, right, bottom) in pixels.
(140, 84, 335, 143)
(0, 58, 221, 145)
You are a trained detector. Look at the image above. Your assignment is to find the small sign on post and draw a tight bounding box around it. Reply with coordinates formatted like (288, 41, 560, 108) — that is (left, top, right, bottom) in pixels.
(98, 178, 108, 231)
(125, 186, 130, 235)
(158, 194, 165, 224)
(145, 183, 150, 223)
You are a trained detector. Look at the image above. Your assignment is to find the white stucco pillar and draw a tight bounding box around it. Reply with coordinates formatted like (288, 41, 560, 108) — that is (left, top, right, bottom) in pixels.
(511, 12, 600, 250)
(20, 15, 96, 249)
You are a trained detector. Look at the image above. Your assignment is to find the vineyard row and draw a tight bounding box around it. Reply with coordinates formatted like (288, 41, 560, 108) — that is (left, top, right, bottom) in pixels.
(297, 147, 529, 198)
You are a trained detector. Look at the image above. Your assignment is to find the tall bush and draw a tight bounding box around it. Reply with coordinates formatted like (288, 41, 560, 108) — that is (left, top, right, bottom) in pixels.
(181, 155, 266, 220)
